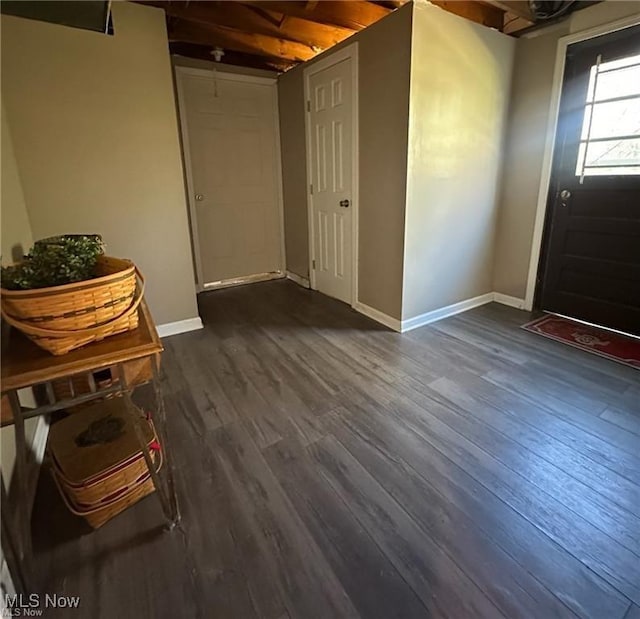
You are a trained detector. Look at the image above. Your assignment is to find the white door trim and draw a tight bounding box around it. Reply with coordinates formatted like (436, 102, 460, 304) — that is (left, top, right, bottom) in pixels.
(303, 43, 359, 307)
(175, 66, 205, 291)
(176, 66, 277, 86)
(174, 66, 285, 292)
(273, 86, 288, 276)
(523, 14, 640, 311)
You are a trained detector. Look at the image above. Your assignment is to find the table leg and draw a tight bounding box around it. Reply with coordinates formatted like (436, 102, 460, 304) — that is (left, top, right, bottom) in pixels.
(116, 366, 177, 527)
(8, 391, 33, 566)
(151, 356, 180, 526)
(1, 472, 30, 595)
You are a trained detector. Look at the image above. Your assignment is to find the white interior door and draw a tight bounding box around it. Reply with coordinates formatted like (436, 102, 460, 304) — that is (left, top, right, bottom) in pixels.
(308, 58, 353, 304)
(178, 71, 283, 288)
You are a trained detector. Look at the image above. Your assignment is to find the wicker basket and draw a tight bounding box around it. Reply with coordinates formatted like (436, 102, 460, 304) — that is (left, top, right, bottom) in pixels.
(48, 398, 161, 528)
(52, 468, 157, 529)
(51, 428, 161, 508)
(0, 256, 144, 356)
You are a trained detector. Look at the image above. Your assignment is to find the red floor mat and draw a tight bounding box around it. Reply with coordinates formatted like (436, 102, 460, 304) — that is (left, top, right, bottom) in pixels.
(522, 314, 640, 369)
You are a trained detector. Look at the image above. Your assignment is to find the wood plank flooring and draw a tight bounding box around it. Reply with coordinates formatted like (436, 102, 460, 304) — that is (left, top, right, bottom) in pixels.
(31, 280, 640, 618)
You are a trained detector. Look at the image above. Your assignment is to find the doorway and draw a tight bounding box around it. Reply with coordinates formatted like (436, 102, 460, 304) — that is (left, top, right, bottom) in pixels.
(176, 68, 285, 291)
(305, 45, 358, 306)
(536, 24, 640, 335)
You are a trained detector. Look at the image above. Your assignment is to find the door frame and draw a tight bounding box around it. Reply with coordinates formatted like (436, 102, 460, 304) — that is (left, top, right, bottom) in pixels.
(523, 14, 640, 311)
(174, 66, 287, 292)
(303, 43, 359, 307)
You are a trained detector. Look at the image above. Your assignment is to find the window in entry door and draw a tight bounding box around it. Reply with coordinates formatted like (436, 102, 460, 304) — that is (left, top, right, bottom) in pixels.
(575, 52, 640, 179)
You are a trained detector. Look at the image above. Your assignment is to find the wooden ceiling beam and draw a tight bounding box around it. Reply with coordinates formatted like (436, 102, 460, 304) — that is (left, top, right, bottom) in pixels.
(480, 0, 535, 21)
(169, 42, 293, 72)
(141, 1, 355, 50)
(152, 0, 519, 71)
(234, 0, 391, 31)
(430, 1, 505, 31)
(372, 0, 409, 9)
(168, 19, 316, 62)
(503, 13, 535, 34)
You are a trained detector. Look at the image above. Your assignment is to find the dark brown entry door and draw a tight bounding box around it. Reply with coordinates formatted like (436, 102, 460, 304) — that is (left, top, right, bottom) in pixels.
(538, 24, 640, 335)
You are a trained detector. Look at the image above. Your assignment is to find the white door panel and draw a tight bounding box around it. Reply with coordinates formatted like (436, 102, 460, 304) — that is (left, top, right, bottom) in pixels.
(309, 58, 353, 304)
(180, 73, 282, 286)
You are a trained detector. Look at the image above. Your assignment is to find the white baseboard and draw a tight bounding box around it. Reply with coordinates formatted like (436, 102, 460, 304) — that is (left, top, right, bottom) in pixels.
(2, 415, 50, 514)
(401, 292, 495, 332)
(1, 558, 15, 599)
(353, 302, 402, 332)
(28, 416, 49, 509)
(157, 317, 203, 338)
(286, 271, 310, 289)
(354, 291, 527, 333)
(156, 292, 522, 339)
(1, 415, 48, 596)
(31, 416, 49, 468)
(201, 271, 284, 291)
(492, 292, 526, 309)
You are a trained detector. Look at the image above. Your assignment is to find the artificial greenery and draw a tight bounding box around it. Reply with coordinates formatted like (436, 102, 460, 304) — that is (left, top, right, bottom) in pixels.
(1, 235, 105, 290)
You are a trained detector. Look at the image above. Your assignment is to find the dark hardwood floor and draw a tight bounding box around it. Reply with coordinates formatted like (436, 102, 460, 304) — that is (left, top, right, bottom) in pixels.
(32, 279, 640, 619)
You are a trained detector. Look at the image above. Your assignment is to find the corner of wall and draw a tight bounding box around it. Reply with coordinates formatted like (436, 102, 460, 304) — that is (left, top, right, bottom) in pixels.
(402, 5, 516, 321)
(1, 100, 33, 263)
(490, 32, 519, 298)
(355, 3, 412, 321)
(399, 1, 417, 322)
(2, 2, 199, 326)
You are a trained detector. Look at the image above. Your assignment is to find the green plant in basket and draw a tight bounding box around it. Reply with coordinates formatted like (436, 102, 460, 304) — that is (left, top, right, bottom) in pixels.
(1, 234, 105, 290)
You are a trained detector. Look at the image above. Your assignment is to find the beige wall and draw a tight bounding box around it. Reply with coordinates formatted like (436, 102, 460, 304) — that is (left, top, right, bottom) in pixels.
(277, 68, 310, 281)
(492, 28, 563, 299)
(278, 4, 413, 318)
(1, 1, 199, 325)
(568, 1, 640, 33)
(402, 2, 514, 319)
(0, 102, 39, 485)
(493, 1, 640, 300)
(1, 102, 32, 264)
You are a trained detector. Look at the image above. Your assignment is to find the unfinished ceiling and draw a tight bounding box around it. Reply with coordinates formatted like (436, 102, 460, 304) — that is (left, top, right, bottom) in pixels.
(138, 1, 582, 72)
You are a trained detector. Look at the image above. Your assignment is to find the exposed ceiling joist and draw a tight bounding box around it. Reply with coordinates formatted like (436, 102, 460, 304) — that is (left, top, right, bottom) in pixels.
(374, 1, 409, 8)
(503, 14, 535, 34)
(143, 1, 355, 50)
(480, 0, 535, 21)
(168, 19, 316, 62)
(431, 0, 504, 30)
(141, 0, 544, 74)
(233, 0, 391, 31)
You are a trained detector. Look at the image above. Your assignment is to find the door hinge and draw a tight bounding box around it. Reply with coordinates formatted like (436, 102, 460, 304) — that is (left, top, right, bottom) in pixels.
(312, 259, 316, 270)
(310, 183, 313, 195)
(306, 100, 311, 112)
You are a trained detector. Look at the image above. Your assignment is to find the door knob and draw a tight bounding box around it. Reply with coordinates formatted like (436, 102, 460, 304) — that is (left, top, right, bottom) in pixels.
(195, 194, 204, 201)
(339, 199, 350, 208)
(559, 189, 571, 205)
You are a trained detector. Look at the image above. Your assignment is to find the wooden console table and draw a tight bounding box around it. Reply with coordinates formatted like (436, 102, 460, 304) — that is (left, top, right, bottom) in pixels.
(0, 301, 180, 594)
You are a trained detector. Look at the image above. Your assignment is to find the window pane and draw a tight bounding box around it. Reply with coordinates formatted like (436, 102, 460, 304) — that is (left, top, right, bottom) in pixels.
(593, 63, 640, 101)
(599, 53, 640, 73)
(577, 164, 640, 176)
(576, 137, 640, 176)
(576, 51, 640, 177)
(580, 97, 640, 140)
